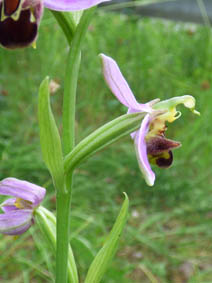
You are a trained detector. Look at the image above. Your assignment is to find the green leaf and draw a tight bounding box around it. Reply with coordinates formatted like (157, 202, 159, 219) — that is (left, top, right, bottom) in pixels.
(35, 206, 79, 283)
(84, 193, 129, 283)
(64, 113, 144, 173)
(38, 77, 64, 191)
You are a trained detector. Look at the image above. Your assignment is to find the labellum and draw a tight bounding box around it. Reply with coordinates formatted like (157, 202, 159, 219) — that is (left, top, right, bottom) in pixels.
(147, 135, 181, 168)
(0, 0, 43, 48)
(3, 0, 21, 16)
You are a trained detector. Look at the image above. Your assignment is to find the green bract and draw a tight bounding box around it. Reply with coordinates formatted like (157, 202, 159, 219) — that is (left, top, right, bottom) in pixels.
(64, 113, 145, 173)
(38, 77, 64, 192)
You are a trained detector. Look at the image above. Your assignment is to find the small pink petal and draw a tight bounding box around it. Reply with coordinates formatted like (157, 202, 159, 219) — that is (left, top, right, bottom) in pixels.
(0, 209, 33, 235)
(1, 198, 18, 212)
(127, 107, 148, 139)
(0, 178, 46, 207)
(134, 114, 155, 186)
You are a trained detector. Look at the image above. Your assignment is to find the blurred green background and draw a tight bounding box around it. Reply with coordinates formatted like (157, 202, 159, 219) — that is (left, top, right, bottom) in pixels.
(0, 7, 212, 283)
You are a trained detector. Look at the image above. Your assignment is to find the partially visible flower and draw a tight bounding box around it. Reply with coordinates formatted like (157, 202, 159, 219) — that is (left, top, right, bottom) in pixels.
(0, 0, 109, 49)
(0, 0, 43, 48)
(100, 54, 199, 186)
(0, 178, 46, 235)
(43, 0, 109, 12)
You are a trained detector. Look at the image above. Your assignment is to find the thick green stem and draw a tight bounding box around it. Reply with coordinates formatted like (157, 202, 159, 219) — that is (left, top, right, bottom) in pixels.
(56, 181, 72, 283)
(63, 50, 81, 155)
(35, 206, 78, 283)
(62, 7, 96, 155)
(55, 7, 96, 283)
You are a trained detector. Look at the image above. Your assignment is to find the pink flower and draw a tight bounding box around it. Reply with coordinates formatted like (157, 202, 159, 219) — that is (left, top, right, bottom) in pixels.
(0, 178, 46, 235)
(0, 0, 109, 48)
(100, 54, 199, 186)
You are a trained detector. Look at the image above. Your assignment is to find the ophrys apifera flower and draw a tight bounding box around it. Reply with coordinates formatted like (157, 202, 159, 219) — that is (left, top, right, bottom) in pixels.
(0, 178, 46, 235)
(100, 54, 199, 186)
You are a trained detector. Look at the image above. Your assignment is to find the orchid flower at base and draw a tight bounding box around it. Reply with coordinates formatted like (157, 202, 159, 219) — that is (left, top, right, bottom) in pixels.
(0, 0, 109, 49)
(100, 54, 199, 186)
(0, 178, 46, 235)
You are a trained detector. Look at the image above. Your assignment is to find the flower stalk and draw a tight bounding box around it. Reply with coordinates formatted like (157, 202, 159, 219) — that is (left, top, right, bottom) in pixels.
(56, 182, 73, 283)
(51, 10, 76, 45)
(63, 7, 96, 155)
(35, 206, 78, 283)
(55, 7, 96, 283)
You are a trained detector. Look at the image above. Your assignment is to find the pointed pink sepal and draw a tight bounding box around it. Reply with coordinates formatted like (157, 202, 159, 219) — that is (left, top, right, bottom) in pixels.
(43, 0, 110, 11)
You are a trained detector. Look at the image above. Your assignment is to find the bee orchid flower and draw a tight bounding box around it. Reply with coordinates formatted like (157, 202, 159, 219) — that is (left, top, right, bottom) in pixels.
(0, 178, 46, 235)
(0, 0, 109, 49)
(100, 54, 199, 186)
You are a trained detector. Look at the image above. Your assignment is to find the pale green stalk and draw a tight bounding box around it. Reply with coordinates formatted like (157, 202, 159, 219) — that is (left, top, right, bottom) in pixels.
(35, 206, 78, 283)
(56, 184, 73, 283)
(51, 11, 76, 45)
(63, 7, 96, 155)
(53, 8, 96, 283)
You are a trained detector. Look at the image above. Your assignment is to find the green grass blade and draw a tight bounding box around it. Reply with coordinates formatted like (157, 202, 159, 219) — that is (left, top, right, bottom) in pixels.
(84, 193, 129, 283)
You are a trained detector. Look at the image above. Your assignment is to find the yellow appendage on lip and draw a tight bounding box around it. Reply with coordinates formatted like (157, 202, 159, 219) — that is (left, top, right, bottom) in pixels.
(15, 198, 32, 209)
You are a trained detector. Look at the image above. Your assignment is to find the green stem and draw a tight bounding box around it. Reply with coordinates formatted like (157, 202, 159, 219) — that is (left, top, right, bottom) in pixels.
(56, 178, 73, 283)
(63, 49, 81, 155)
(63, 7, 96, 155)
(35, 206, 79, 283)
(51, 11, 76, 45)
(55, 7, 96, 283)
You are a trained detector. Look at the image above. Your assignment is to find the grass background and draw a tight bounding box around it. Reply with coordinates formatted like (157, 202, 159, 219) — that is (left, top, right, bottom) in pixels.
(0, 7, 212, 283)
